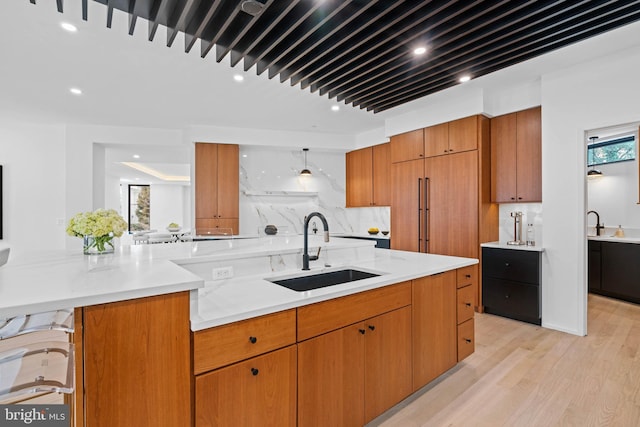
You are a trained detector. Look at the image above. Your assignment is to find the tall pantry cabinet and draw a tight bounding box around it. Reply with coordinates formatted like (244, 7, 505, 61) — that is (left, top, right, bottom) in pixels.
(195, 142, 239, 235)
(390, 115, 497, 307)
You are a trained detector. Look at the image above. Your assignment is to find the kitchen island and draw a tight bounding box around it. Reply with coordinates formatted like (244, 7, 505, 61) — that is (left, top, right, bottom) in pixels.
(1, 236, 478, 427)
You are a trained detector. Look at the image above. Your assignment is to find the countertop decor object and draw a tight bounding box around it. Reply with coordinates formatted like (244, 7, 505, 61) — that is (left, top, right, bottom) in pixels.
(66, 208, 127, 255)
(264, 224, 278, 235)
(167, 222, 181, 232)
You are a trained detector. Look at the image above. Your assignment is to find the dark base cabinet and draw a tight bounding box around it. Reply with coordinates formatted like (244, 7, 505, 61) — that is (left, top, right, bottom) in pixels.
(482, 247, 542, 325)
(589, 240, 640, 304)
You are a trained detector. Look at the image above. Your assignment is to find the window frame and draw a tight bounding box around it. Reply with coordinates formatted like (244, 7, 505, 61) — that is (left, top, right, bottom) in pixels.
(587, 135, 636, 167)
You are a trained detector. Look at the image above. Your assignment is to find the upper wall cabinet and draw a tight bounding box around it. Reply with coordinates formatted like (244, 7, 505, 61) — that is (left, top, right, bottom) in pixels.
(491, 107, 542, 203)
(195, 143, 239, 234)
(346, 143, 391, 207)
(390, 129, 424, 163)
(391, 116, 479, 163)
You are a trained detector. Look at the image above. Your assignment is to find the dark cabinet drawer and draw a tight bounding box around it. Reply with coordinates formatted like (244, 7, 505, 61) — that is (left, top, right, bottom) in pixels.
(482, 247, 540, 284)
(482, 278, 541, 325)
(601, 241, 640, 301)
(588, 240, 601, 292)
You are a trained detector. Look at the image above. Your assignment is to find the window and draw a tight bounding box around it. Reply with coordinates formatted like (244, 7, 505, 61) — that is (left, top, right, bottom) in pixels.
(587, 135, 636, 166)
(128, 185, 150, 232)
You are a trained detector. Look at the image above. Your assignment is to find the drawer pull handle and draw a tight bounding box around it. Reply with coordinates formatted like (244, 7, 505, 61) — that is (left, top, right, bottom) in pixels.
(251, 368, 259, 376)
(505, 294, 510, 299)
(465, 303, 472, 307)
(368, 325, 376, 331)
(465, 274, 471, 278)
(249, 336, 257, 344)
(359, 329, 366, 335)
(464, 338, 472, 343)
(505, 262, 510, 267)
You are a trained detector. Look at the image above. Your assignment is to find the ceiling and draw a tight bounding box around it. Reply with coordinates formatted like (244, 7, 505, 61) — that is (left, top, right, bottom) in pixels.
(23, 0, 640, 115)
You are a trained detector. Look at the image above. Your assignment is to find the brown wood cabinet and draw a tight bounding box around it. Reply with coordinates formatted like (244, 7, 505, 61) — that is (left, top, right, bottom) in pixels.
(195, 345, 297, 427)
(195, 142, 239, 234)
(346, 143, 390, 207)
(297, 306, 412, 427)
(390, 159, 424, 252)
(491, 106, 542, 203)
(412, 271, 457, 391)
(81, 292, 192, 427)
(390, 129, 424, 163)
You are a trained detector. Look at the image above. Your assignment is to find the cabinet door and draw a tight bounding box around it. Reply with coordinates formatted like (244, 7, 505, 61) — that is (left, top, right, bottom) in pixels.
(391, 159, 424, 252)
(516, 106, 542, 202)
(490, 112, 517, 202)
(390, 129, 424, 163)
(195, 218, 239, 236)
(216, 143, 239, 218)
(448, 115, 478, 154)
(423, 122, 449, 158)
(346, 147, 373, 207)
(601, 242, 640, 301)
(83, 292, 192, 427)
(424, 151, 478, 259)
(412, 272, 457, 391)
(298, 323, 365, 427)
(372, 143, 391, 206)
(588, 240, 601, 292)
(364, 306, 412, 423)
(195, 143, 219, 218)
(195, 345, 297, 427)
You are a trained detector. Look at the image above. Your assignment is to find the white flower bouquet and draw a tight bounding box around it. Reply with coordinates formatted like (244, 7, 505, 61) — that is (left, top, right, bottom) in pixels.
(67, 208, 128, 254)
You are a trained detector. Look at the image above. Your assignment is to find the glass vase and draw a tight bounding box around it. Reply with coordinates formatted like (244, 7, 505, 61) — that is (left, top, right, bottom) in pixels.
(83, 235, 115, 255)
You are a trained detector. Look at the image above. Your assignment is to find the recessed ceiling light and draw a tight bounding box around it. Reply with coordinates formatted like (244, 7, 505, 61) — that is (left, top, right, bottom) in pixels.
(459, 75, 471, 83)
(61, 22, 77, 32)
(413, 47, 427, 55)
(69, 88, 82, 95)
(133, 154, 140, 159)
(331, 105, 340, 112)
(233, 74, 244, 82)
(242, 154, 248, 158)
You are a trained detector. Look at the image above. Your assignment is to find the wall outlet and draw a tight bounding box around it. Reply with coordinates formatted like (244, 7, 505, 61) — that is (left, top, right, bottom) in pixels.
(212, 266, 234, 280)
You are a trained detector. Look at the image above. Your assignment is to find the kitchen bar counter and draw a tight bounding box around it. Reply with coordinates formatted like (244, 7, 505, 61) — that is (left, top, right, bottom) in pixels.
(481, 242, 545, 252)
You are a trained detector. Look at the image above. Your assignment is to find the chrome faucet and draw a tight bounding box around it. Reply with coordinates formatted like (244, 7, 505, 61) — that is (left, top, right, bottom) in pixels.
(303, 212, 329, 270)
(587, 210, 604, 236)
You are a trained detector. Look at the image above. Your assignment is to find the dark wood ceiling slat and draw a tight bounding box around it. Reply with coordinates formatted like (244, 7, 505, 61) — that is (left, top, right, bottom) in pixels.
(199, 1, 242, 58)
(56, 0, 63, 13)
(368, 5, 640, 112)
(128, 0, 138, 35)
(243, 2, 325, 73)
(276, 0, 379, 83)
(355, 1, 615, 109)
(338, 0, 545, 105)
(287, 0, 425, 87)
(229, 0, 299, 68)
(185, 0, 223, 54)
(166, 0, 200, 47)
(106, 2, 114, 28)
(82, 0, 87, 20)
(260, 0, 355, 79)
(296, 0, 460, 90)
(147, 0, 169, 41)
(326, 0, 516, 102)
(215, 0, 275, 63)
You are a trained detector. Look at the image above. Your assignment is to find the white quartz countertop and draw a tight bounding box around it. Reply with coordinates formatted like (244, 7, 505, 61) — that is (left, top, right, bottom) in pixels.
(587, 235, 640, 244)
(190, 248, 477, 331)
(481, 242, 545, 252)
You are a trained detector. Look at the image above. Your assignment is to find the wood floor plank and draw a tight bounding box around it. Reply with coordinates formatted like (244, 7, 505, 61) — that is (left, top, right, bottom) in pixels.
(370, 294, 640, 427)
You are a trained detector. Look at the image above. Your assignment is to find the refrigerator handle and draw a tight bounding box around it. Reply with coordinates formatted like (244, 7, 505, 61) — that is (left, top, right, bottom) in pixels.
(424, 177, 430, 253)
(417, 177, 422, 252)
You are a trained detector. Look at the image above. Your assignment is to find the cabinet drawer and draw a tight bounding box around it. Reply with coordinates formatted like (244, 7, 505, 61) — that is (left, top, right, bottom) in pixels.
(457, 318, 474, 361)
(482, 278, 540, 325)
(193, 309, 296, 375)
(482, 247, 540, 284)
(457, 284, 475, 324)
(456, 264, 478, 289)
(297, 282, 412, 341)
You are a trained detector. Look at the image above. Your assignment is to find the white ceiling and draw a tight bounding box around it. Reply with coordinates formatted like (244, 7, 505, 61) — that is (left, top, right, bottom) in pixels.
(0, 1, 388, 134)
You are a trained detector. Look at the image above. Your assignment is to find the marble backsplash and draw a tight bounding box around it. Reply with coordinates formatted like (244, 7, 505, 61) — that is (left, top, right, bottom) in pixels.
(238, 145, 390, 236)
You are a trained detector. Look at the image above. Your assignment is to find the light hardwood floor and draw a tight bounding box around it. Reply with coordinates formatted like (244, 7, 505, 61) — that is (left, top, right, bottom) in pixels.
(370, 294, 640, 427)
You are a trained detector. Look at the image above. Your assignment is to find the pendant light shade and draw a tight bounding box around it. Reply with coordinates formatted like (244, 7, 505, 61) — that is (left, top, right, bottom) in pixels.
(587, 136, 603, 178)
(300, 148, 312, 176)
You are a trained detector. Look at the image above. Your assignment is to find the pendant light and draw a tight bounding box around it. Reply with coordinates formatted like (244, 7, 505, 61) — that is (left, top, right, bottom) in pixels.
(300, 148, 312, 176)
(587, 136, 603, 178)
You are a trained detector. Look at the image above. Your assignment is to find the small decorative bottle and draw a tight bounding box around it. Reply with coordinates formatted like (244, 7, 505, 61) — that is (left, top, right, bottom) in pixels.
(526, 223, 535, 246)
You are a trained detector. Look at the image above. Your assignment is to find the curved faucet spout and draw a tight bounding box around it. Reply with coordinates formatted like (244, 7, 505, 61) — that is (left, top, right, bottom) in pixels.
(587, 210, 603, 236)
(303, 212, 329, 270)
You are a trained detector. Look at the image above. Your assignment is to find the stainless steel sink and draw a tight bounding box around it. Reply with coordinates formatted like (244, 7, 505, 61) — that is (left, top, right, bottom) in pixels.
(268, 269, 380, 292)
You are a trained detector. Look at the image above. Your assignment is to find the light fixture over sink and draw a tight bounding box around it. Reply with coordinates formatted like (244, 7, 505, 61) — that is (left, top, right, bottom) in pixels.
(300, 148, 312, 176)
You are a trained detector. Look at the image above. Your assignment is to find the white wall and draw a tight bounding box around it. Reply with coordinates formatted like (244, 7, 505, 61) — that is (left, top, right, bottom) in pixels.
(149, 184, 191, 231)
(587, 159, 640, 230)
(0, 125, 67, 260)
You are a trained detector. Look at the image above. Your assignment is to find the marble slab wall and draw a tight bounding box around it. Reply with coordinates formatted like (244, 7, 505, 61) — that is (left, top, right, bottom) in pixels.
(239, 146, 390, 236)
